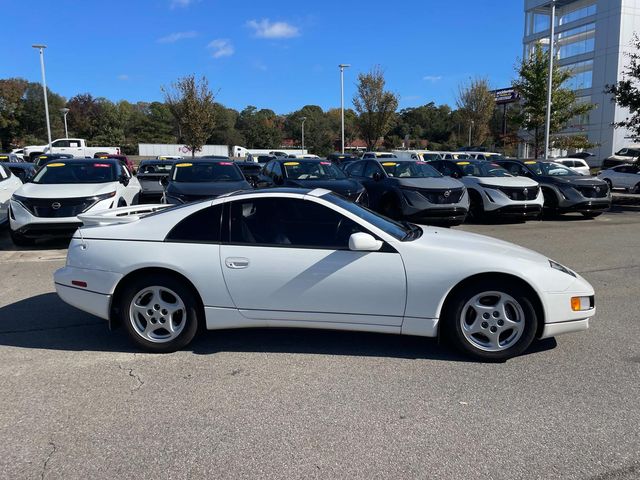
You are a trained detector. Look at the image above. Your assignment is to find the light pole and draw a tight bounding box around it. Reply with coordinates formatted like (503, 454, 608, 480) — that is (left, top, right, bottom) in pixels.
(339, 64, 351, 154)
(301, 117, 307, 156)
(61, 107, 70, 138)
(544, 0, 557, 159)
(468, 120, 474, 147)
(32, 44, 52, 154)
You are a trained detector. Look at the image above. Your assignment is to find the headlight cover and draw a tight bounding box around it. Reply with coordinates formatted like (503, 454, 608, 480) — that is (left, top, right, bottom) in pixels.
(549, 259, 576, 277)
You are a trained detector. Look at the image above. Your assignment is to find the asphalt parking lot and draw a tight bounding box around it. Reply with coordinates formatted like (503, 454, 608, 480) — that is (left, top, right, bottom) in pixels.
(0, 203, 639, 479)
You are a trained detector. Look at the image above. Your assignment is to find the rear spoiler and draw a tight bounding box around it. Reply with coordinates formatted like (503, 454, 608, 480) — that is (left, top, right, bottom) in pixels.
(78, 204, 171, 227)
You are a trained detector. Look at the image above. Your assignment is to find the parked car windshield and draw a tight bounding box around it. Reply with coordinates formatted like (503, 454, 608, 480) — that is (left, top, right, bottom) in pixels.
(617, 148, 640, 157)
(457, 161, 512, 177)
(323, 193, 417, 241)
(172, 162, 244, 182)
(526, 161, 578, 176)
(283, 161, 347, 180)
(139, 162, 174, 174)
(381, 161, 442, 178)
(32, 161, 117, 184)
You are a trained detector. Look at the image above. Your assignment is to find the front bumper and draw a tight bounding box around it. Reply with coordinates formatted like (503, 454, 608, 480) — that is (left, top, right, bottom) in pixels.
(558, 200, 611, 213)
(489, 204, 542, 218)
(540, 319, 589, 339)
(405, 207, 468, 226)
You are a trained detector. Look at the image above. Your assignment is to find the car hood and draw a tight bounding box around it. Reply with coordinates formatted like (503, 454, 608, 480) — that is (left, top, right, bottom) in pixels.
(285, 178, 364, 196)
(15, 182, 117, 199)
(538, 175, 605, 187)
(412, 226, 548, 266)
(394, 177, 464, 189)
(470, 176, 539, 187)
(167, 180, 252, 197)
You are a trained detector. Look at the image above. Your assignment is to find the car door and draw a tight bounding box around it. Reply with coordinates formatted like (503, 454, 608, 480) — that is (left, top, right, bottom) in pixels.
(0, 166, 13, 219)
(618, 166, 638, 188)
(219, 196, 407, 326)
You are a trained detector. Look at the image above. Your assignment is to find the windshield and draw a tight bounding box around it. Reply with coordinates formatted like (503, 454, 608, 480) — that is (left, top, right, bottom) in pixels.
(323, 193, 418, 241)
(375, 153, 397, 158)
(172, 162, 244, 182)
(456, 161, 512, 177)
(421, 153, 441, 161)
(381, 161, 442, 178)
(283, 161, 347, 180)
(32, 162, 117, 184)
(526, 161, 578, 176)
(139, 163, 174, 174)
(617, 149, 640, 157)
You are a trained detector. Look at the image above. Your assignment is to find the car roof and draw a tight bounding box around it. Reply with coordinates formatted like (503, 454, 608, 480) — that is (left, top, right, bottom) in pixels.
(43, 158, 119, 164)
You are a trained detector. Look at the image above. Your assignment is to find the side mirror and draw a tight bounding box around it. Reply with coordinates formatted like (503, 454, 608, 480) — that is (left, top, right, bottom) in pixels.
(274, 175, 284, 186)
(160, 176, 169, 187)
(349, 232, 383, 252)
(119, 175, 130, 186)
(373, 172, 383, 182)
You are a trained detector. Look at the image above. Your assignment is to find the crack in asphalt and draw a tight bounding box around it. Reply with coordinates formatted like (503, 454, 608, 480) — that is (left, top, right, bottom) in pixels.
(118, 364, 144, 392)
(0, 321, 102, 335)
(578, 264, 640, 274)
(40, 441, 56, 480)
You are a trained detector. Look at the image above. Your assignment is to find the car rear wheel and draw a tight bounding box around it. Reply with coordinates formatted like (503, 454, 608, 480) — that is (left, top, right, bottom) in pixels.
(443, 281, 538, 361)
(119, 274, 200, 353)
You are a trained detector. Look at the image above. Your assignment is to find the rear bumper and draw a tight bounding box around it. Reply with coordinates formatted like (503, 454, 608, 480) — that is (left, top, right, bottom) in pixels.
(55, 283, 111, 320)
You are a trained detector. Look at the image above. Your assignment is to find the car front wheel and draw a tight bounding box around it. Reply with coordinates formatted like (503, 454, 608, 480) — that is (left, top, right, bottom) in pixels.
(119, 274, 200, 353)
(444, 282, 538, 361)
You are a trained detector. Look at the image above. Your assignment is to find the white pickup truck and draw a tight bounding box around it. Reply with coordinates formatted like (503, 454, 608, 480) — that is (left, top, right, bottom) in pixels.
(23, 138, 120, 161)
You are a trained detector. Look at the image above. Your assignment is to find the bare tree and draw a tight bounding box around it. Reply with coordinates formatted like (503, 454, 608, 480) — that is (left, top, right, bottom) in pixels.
(352, 66, 399, 151)
(456, 77, 496, 147)
(162, 75, 216, 158)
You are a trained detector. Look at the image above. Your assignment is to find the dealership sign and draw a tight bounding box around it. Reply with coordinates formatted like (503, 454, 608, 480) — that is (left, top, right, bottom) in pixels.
(492, 88, 521, 104)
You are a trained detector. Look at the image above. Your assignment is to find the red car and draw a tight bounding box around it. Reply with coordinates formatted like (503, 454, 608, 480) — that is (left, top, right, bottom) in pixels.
(94, 153, 135, 174)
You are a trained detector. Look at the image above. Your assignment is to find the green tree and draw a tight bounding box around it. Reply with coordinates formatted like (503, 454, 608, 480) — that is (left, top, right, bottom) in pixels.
(237, 106, 283, 149)
(606, 34, 640, 140)
(326, 107, 358, 150)
(17, 82, 66, 143)
(163, 75, 217, 158)
(0, 78, 28, 150)
(352, 66, 399, 151)
(209, 104, 245, 146)
(513, 46, 595, 157)
(285, 105, 333, 155)
(456, 77, 495, 147)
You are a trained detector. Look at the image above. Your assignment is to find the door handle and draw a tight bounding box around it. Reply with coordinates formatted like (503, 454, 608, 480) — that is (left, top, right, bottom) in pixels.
(225, 257, 250, 269)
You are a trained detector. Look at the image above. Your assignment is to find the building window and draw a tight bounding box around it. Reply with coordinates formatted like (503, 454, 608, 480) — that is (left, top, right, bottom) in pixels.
(561, 60, 594, 91)
(558, 3, 597, 26)
(526, 12, 550, 35)
(557, 23, 596, 59)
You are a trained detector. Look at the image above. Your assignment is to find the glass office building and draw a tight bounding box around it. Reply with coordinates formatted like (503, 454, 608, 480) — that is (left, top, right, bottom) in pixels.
(523, 0, 640, 162)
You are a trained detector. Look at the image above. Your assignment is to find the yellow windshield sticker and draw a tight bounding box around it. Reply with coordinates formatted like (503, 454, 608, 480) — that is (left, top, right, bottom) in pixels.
(0, 156, 7, 159)
(457, 161, 470, 165)
(175, 163, 193, 167)
(524, 161, 536, 164)
(284, 162, 300, 166)
(382, 162, 397, 166)
(47, 163, 65, 167)
(39, 155, 47, 159)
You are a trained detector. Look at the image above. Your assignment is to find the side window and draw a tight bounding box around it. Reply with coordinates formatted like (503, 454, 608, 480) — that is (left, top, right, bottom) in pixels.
(347, 161, 365, 177)
(229, 198, 366, 249)
(120, 162, 131, 177)
(272, 162, 283, 178)
(364, 161, 382, 179)
(263, 162, 274, 177)
(166, 204, 223, 243)
(52, 140, 70, 148)
(69, 141, 80, 148)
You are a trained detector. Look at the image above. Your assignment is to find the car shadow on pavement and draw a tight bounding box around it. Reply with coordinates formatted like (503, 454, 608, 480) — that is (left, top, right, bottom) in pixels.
(0, 293, 557, 361)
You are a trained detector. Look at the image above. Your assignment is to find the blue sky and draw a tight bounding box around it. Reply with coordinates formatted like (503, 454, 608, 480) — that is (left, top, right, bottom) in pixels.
(0, 0, 524, 113)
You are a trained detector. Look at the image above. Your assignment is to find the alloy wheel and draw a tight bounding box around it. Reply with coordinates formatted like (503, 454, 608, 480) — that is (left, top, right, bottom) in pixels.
(129, 286, 187, 343)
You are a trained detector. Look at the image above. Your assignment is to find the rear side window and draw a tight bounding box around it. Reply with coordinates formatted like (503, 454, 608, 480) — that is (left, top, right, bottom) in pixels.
(166, 204, 223, 243)
(346, 161, 365, 177)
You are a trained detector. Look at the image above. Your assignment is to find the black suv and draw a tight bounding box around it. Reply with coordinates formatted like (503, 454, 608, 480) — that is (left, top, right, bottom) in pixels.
(495, 159, 611, 218)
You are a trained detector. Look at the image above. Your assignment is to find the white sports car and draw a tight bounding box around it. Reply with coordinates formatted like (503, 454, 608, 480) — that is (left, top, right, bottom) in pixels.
(54, 188, 596, 361)
(9, 158, 141, 245)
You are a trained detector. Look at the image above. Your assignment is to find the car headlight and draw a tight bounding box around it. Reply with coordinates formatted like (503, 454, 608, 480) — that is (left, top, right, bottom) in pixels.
(90, 191, 116, 202)
(549, 259, 576, 277)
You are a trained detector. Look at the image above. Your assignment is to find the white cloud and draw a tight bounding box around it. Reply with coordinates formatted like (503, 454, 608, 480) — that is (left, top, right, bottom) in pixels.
(117, 74, 129, 81)
(157, 31, 198, 43)
(170, 0, 196, 8)
(208, 39, 234, 58)
(423, 75, 443, 82)
(246, 19, 300, 39)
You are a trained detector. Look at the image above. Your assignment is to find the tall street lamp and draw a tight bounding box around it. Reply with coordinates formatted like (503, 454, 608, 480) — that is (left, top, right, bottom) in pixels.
(468, 120, 474, 147)
(61, 107, 70, 138)
(32, 44, 52, 154)
(301, 117, 307, 156)
(339, 64, 351, 154)
(544, 0, 557, 159)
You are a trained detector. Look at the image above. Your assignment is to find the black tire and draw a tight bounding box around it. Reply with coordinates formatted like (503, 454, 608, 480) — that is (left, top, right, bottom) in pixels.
(10, 229, 36, 247)
(633, 183, 640, 194)
(603, 178, 613, 190)
(581, 212, 603, 219)
(467, 190, 484, 222)
(443, 280, 538, 361)
(380, 195, 402, 220)
(118, 274, 200, 353)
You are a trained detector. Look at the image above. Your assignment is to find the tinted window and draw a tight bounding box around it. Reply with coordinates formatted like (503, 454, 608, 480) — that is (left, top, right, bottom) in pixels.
(431, 161, 460, 177)
(166, 204, 223, 243)
(229, 198, 366, 249)
(172, 162, 244, 182)
(32, 162, 117, 184)
(381, 161, 442, 178)
(140, 163, 173, 174)
(364, 161, 383, 179)
(456, 161, 512, 177)
(282, 161, 346, 180)
(272, 162, 283, 178)
(346, 161, 365, 177)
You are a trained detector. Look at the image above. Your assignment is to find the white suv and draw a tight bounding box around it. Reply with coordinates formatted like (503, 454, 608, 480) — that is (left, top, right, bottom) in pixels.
(9, 158, 141, 246)
(429, 159, 543, 220)
(597, 164, 640, 193)
(554, 158, 591, 176)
